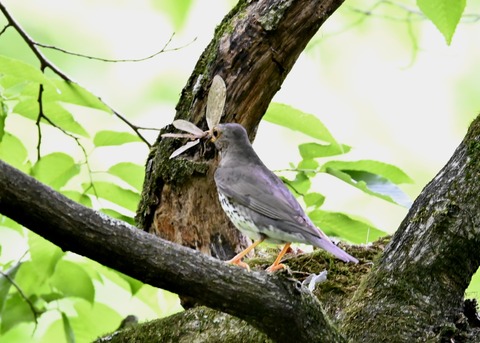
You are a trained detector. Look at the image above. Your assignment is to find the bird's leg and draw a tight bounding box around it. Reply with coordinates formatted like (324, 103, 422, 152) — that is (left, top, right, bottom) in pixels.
(266, 242, 291, 272)
(226, 237, 265, 271)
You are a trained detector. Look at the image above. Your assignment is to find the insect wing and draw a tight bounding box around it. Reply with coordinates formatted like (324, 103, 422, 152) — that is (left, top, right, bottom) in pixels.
(169, 139, 200, 159)
(172, 119, 204, 136)
(161, 133, 196, 139)
(206, 75, 226, 130)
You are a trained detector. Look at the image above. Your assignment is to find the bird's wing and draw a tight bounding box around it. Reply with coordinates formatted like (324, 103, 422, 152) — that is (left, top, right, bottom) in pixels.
(214, 163, 312, 226)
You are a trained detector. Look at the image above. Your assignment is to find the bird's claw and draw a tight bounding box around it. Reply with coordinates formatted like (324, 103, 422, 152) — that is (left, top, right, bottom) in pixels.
(266, 263, 287, 273)
(225, 259, 251, 272)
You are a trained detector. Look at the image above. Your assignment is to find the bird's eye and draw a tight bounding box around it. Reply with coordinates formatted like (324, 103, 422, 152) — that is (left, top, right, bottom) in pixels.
(212, 128, 220, 138)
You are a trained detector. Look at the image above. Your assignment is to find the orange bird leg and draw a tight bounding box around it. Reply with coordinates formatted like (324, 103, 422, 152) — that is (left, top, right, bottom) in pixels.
(226, 237, 265, 271)
(266, 242, 292, 272)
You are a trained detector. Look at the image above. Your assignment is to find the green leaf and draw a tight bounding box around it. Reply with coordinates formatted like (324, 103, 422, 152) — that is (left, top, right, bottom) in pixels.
(84, 181, 140, 211)
(40, 292, 65, 303)
(0, 133, 31, 173)
(303, 192, 325, 209)
(43, 102, 89, 137)
(0, 75, 38, 98)
(32, 152, 80, 190)
(154, 0, 194, 30)
(325, 167, 412, 208)
(0, 56, 52, 86)
(0, 293, 35, 333)
(264, 103, 339, 145)
(27, 232, 65, 290)
(72, 302, 122, 342)
(41, 302, 122, 343)
(61, 191, 92, 208)
(43, 80, 110, 112)
(108, 162, 145, 191)
(417, 0, 465, 45)
(100, 208, 135, 226)
(0, 96, 7, 142)
(12, 98, 37, 120)
(51, 260, 95, 303)
(299, 142, 351, 159)
(0, 262, 22, 314)
(117, 272, 144, 296)
(0, 215, 24, 236)
(0, 323, 36, 342)
(466, 269, 480, 296)
(93, 130, 142, 147)
(309, 210, 387, 244)
(296, 159, 319, 178)
(281, 172, 311, 196)
(322, 160, 413, 184)
(11, 91, 91, 138)
(134, 286, 178, 317)
(14, 262, 50, 298)
(61, 312, 76, 343)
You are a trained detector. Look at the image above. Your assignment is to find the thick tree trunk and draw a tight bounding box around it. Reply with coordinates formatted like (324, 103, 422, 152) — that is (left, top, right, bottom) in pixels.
(342, 115, 480, 342)
(136, 0, 345, 260)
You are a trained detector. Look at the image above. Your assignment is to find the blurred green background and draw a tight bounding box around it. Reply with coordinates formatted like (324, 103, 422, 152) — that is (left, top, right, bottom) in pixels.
(1, 0, 480, 341)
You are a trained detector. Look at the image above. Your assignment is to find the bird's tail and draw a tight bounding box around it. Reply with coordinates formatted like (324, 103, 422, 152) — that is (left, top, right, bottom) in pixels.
(314, 237, 359, 263)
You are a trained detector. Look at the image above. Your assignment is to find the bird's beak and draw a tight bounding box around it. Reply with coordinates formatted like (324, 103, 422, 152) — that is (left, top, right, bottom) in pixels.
(209, 128, 219, 143)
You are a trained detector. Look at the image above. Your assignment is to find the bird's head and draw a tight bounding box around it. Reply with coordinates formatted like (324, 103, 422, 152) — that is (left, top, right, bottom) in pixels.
(210, 123, 250, 152)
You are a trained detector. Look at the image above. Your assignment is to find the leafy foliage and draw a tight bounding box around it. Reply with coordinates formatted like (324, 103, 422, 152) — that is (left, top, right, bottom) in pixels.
(0, 47, 176, 342)
(264, 102, 414, 243)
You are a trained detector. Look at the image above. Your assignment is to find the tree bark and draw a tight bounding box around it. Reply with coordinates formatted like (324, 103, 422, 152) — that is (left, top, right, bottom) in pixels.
(342, 115, 480, 342)
(136, 0, 345, 261)
(95, 307, 272, 343)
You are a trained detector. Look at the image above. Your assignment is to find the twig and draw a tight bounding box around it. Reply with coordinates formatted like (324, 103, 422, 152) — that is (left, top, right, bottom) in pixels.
(0, 268, 40, 326)
(0, 23, 9, 36)
(39, 112, 99, 198)
(310, 1, 386, 43)
(349, 0, 480, 24)
(133, 126, 162, 131)
(0, 2, 69, 80)
(403, 11, 420, 68)
(34, 33, 197, 63)
(0, 2, 153, 147)
(273, 168, 319, 174)
(346, 0, 423, 23)
(35, 85, 44, 160)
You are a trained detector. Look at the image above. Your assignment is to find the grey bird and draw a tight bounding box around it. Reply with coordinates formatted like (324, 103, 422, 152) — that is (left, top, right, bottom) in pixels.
(211, 123, 358, 272)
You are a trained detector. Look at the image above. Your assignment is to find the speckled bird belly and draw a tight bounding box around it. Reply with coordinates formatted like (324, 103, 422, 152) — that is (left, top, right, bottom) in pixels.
(218, 192, 286, 244)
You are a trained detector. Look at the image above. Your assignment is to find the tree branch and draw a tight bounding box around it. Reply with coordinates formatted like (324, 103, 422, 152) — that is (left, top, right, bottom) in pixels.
(33, 34, 197, 63)
(95, 306, 272, 343)
(0, 159, 346, 343)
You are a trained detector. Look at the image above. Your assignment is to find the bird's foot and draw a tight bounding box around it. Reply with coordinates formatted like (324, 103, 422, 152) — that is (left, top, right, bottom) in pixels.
(225, 258, 251, 272)
(266, 263, 286, 273)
